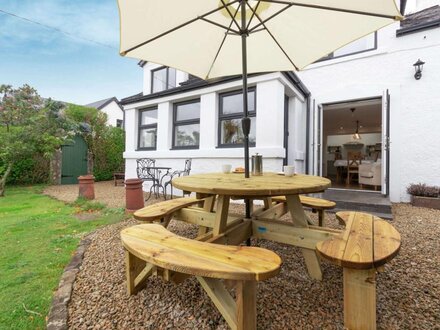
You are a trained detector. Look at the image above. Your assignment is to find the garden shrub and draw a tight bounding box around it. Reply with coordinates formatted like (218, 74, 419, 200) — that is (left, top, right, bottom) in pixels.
(1, 154, 50, 185)
(93, 127, 125, 181)
(407, 183, 440, 198)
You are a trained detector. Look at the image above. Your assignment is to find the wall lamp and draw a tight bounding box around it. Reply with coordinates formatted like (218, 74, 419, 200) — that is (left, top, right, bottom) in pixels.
(413, 59, 425, 80)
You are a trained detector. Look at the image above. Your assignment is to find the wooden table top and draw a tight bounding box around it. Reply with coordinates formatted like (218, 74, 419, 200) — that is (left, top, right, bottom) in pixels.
(172, 172, 331, 197)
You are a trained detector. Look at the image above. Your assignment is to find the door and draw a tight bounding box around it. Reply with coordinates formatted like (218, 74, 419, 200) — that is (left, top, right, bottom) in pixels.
(61, 135, 88, 184)
(382, 90, 390, 195)
(283, 95, 289, 166)
(311, 100, 323, 176)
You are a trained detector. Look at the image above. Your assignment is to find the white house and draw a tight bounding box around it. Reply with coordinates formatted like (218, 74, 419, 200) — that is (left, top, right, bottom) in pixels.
(297, 1, 440, 202)
(121, 0, 440, 203)
(86, 97, 124, 128)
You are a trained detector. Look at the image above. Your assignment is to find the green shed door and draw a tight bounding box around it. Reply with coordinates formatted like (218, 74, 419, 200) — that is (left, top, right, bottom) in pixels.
(61, 135, 88, 184)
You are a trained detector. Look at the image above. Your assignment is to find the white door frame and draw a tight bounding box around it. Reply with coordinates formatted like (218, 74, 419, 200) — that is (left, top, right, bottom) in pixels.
(381, 90, 391, 196)
(312, 96, 389, 194)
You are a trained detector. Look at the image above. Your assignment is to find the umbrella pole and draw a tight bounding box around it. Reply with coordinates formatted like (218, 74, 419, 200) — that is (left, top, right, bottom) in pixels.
(240, 0, 252, 222)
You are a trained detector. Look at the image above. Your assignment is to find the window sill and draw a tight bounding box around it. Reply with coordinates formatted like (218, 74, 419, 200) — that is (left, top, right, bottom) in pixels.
(217, 144, 256, 149)
(171, 146, 200, 150)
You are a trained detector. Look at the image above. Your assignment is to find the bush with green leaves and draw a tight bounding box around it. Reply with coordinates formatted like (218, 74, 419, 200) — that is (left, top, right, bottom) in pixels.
(93, 126, 125, 181)
(0, 84, 74, 196)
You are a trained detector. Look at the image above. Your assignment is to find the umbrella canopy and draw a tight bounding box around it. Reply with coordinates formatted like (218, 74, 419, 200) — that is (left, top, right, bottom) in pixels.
(118, 0, 402, 79)
(117, 0, 402, 217)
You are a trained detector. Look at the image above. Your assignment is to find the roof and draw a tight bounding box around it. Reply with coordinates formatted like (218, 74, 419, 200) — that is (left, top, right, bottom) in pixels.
(397, 5, 440, 36)
(121, 71, 310, 106)
(85, 97, 123, 111)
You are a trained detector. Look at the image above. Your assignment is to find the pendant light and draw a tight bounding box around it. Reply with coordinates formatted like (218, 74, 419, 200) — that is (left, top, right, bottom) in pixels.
(350, 108, 361, 140)
(353, 120, 361, 140)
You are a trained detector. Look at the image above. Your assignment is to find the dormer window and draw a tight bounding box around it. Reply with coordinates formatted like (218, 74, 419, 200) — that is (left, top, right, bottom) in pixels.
(151, 66, 176, 93)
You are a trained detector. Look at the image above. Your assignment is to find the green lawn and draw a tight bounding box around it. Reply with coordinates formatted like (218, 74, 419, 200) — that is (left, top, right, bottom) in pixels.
(0, 186, 126, 330)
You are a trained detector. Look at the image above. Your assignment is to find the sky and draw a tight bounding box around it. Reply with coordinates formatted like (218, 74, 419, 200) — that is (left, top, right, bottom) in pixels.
(0, 0, 141, 104)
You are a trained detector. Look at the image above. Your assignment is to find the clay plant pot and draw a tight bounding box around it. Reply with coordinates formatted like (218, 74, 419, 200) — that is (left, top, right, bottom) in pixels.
(78, 175, 95, 200)
(411, 196, 440, 210)
(125, 178, 144, 213)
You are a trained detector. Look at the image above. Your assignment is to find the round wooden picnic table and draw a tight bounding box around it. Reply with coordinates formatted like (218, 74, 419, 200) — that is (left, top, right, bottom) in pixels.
(173, 172, 331, 280)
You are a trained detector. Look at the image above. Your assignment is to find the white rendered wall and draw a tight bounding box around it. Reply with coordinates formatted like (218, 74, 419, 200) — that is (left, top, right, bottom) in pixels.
(100, 101, 123, 127)
(298, 22, 440, 202)
(124, 73, 307, 195)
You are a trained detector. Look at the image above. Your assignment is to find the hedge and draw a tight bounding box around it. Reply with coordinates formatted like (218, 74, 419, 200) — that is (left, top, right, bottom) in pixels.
(93, 127, 125, 181)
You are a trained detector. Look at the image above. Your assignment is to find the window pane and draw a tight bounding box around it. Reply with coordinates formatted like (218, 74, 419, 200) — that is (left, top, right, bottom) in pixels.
(176, 101, 200, 121)
(140, 109, 158, 125)
(152, 68, 167, 93)
(221, 90, 255, 115)
(139, 127, 157, 148)
(333, 33, 375, 57)
(220, 117, 256, 145)
(168, 68, 176, 88)
(174, 124, 200, 147)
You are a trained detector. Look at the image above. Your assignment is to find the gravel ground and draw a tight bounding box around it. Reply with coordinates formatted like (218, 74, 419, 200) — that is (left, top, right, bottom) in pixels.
(43, 181, 160, 209)
(66, 203, 440, 329)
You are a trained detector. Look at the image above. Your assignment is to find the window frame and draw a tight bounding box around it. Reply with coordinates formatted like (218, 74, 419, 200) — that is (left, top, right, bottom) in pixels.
(150, 66, 176, 94)
(137, 106, 158, 151)
(316, 32, 378, 63)
(218, 87, 257, 148)
(172, 99, 201, 150)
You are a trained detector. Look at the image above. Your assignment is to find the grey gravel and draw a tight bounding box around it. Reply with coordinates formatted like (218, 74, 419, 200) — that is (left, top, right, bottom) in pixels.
(67, 203, 440, 329)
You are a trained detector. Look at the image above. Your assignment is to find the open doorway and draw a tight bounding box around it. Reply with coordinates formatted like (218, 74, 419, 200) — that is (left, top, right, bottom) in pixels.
(322, 98, 382, 192)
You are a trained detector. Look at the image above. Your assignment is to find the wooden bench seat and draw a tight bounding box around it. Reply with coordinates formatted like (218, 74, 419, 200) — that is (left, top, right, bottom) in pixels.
(121, 224, 282, 330)
(316, 211, 401, 330)
(133, 197, 202, 226)
(272, 195, 336, 226)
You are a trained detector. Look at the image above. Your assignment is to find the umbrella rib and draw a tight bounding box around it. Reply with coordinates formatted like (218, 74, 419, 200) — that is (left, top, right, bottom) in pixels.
(248, 3, 295, 33)
(258, 0, 401, 20)
(205, 7, 240, 79)
(121, 0, 240, 55)
(246, 3, 300, 71)
(220, 0, 242, 31)
(246, 0, 261, 30)
(200, 17, 240, 35)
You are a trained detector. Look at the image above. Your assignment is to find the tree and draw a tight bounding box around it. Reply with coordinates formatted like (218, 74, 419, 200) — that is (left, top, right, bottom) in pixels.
(0, 85, 72, 196)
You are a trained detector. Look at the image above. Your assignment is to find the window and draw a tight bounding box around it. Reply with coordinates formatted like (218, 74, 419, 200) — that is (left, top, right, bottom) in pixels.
(138, 107, 158, 150)
(116, 119, 123, 128)
(172, 99, 200, 149)
(151, 66, 176, 93)
(218, 88, 256, 147)
(318, 32, 377, 62)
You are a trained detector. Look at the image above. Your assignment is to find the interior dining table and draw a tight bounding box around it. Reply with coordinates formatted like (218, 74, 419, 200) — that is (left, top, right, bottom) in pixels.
(172, 172, 340, 280)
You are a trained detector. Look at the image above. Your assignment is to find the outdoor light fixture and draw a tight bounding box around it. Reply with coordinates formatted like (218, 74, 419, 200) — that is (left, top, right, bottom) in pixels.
(353, 120, 361, 140)
(413, 59, 425, 80)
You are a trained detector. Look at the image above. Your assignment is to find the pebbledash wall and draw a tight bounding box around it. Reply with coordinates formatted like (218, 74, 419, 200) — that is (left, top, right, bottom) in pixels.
(122, 63, 309, 195)
(297, 17, 440, 202)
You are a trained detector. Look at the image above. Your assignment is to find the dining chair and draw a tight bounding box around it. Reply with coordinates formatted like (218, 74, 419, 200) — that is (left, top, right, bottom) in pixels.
(136, 158, 156, 183)
(346, 151, 362, 185)
(164, 159, 192, 198)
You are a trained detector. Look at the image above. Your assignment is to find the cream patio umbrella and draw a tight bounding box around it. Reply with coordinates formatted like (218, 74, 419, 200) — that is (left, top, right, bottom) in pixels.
(117, 0, 402, 216)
